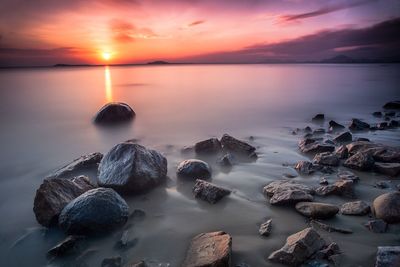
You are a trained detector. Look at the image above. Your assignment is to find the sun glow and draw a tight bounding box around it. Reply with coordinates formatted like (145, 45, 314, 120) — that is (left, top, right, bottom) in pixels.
(102, 52, 111, 61)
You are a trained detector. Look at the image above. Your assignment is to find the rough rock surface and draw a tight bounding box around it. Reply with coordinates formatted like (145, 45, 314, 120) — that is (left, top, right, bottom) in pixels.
(217, 153, 235, 167)
(259, 219, 272, 236)
(340, 201, 370, 215)
(343, 152, 375, 171)
(315, 180, 355, 198)
(333, 132, 352, 143)
(220, 134, 256, 158)
(263, 180, 313, 205)
(364, 219, 387, 233)
(372, 192, 400, 223)
(295, 160, 315, 174)
(98, 142, 167, 194)
(346, 141, 400, 163)
(192, 179, 231, 204)
(268, 228, 326, 266)
(300, 142, 335, 154)
(313, 152, 340, 167)
(177, 159, 211, 180)
(59, 188, 129, 235)
(310, 220, 353, 234)
(295, 202, 339, 219)
(374, 162, 400, 176)
(182, 231, 232, 267)
(33, 176, 95, 227)
(375, 246, 400, 267)
(194, 138, 222, 155)
(94, 102, 135, 124)
(349, 119, 370, 131)
(47, 152, 103, 179)
(334, 145, 349, 159)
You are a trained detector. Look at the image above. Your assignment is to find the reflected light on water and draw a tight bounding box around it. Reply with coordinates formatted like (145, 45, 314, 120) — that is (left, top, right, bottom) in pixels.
(104, 66, 113, 102)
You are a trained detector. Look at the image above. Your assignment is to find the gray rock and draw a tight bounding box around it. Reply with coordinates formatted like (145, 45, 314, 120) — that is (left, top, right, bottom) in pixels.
(33, 176, 96, 227)
(376, 122, 388, 130)
(333, 131, 352, 143)
(295, 160, 315, 175)
(343, 152, 375, 171)
(194, 138, 222, 155)
(340, 200, 370, 215)
(329, 120, 345, 130)
(268, 228, 326, 266)
(312, 114, 325, 121)
(314, 242, 341, 260)
(182, 231, 232, 267)
(94, 102, 135, 124)
(220, 134, 256, 158)
(334, 145, 349, 159)
(337, 171, 360, 182)
(313, 152, 340, 166)
(217, 153, 235, 167)
(349, 119, 370, 131)
(101, 256, 122, 267)
(98, 142, 167, 194)
(372, 192, 400, 223)
(177, 159, 211, 180)
(374, 162, 400, 176)
(315, 180, 355, 198)
(59, 188, 129, 235)
(376, 246, 400, 267)
(365, 219, 388, 233)
(126, 261, 146, 267)
(389, 120, 399, 128)
(295, 202, 339, 219)
(373, 111, 383, 117)
(319, 177, 328, 185)
(383, 101, 400, 109)
(313, 128, 326, 135)
(310, 220, 353, 234)
(299, 141, 335, 154)
(47, 235, 84, 257)
(259, 219, 272, 236)
(304, 126, 312, 133)
(192, 179, 231, 204)
(263, 180, 313, 205)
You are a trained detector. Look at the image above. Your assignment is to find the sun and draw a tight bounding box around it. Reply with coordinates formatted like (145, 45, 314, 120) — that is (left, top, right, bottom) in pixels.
(102, 52, 111, 61)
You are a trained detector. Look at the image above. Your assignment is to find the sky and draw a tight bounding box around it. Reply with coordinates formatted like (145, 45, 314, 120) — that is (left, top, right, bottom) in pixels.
(0, 0, 399, 66)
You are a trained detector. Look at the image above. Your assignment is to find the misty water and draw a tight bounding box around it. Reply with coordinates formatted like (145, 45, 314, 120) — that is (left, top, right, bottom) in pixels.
(0, 64, 399, 267)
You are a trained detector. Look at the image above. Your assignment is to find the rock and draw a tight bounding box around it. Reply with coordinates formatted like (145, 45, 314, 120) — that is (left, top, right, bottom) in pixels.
(373, 111, 383, 117)
(385, 111, 396, 117)
(59, 188, 129, 235)
(375, 181, 391, 189)
(192, 179, 231, 204)
(343, 152, 375, 171)
(334, 145, 349, 159)
(364, 219, 388, 233)
(177, 159, 211, 180)
(259, 219, 272, 236)
(47, 235, 84, 257)
(33, 176, 95, 227)
(349, 118, 370, 131)
(94, 102, 135, 124)
(374, 162, 400, 176)
(268, 228, 326, 266)
(389, 120, 399, 128)
(300, 142, 335, 154)
(340, 200, 370, 215)
(304, 126, 312, 133)
(194, 138, 222, 155)
(264, 180, 313, 205)
(101, 256, 122, 267)
(295, 160, 315, 175)
(129, 209, 146, 221)
(319, 177, 328, 185)
(98, 142, 167, 194)
(47, 152, 103, 179)
(220, 134, 256, 158)
(295, 202, 339, 219)
(181, 146, 195, 155)
(333, 131, 352, 143)
(377, 122, 388, 130)
(310, 220, 353, 234)
(314, 242, 341, 260)
(329, 120, 345, 130)
(313, 128, 326, 135)
(313, 152, 340, 167)
(182, 231, 231, 267)
(126, 261, 146, 267)
(376, 246, 400, 267)
(304, 260, 329, 267)
(312, 114, 325, 121)
(383, 101, 400, 109)
(315, 180, 355, 198)
(372, 192, 400, 223)
(217, 153, 235, 167)
(337, 171, 359, 182)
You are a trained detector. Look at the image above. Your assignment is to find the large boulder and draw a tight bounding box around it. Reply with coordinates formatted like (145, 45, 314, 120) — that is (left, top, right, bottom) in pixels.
(313, 152, 340, 167)
(263, 180, 313, 205)
(268, 228, 326, 266)
(97, 142, 167, 194)
(177, 159, 211, 180)
(349, 119, 370, 131)
(299, 139, 335, 154)
(59, 188, 129, 235)
(372, 192, 400, 223)
(340, 200, 370, 215)
(346, 141, 400, 163)
(182, 231, 231, 267)
(383, 101, 400, 109)
(295, 202, 339, 219)
(343, 152, 374, 171)
(374, 162, 400, 176)
(94, 102, 135, 124)
(192, 179, 231, 204)
(33, 176, 95, 227)
(47, 152, 103, 179)
(220, 134, 256, 158)
(194, 138, 222, 155)
(376, 246, 400, 267)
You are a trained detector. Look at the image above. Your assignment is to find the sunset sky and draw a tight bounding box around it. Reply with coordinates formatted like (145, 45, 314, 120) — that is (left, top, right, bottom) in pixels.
(0, 0, 399, 66)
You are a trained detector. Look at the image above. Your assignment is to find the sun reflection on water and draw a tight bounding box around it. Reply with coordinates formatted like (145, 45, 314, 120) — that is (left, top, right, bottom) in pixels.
(105, 66, 112, 102)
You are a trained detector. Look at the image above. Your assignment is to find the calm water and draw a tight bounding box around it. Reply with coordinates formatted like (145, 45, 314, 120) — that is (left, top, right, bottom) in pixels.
(0, 64, 399, 267)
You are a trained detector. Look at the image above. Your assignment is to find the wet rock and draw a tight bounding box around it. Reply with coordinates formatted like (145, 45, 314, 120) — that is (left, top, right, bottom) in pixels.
(126, 261, 146, 267)
(295, 202, 339, 219)
(192, 179, 231, 204)
(383, 101, 400, 109)
(295, 160, 315, 175)
(259, 219, 272, 236)
(310, 220, 353, 234)
(343, 152, 375, 171)
(129, 209, 146, 221)
(313, 128, 325, 135)
(356, 137, 370, 142)
(329, 120, 345, 130)
(47, 152, 103, 179)
(33, 175, 95, 227)
(182, 231, 231, 267)
(268, 227, 326, 266)
(334, 145, 349, 159)
(364, 219, 388, 233)
(177, 159, 211, 180)
(299, 142, 335, 154)
(349, 118, 370, 131)
(304, 126, 312, 133)
(375, 181, 391, 189)
(337, 171, 359, 182)
(181, 146, 194, 155)
(101, 256, 122, 267)
(315, 180, 355, 198)
(59, 188, 129, 235)
(304, 133, 313, 139)
(385, 111, 396, 117)
(264, 180, 313, 205)
(374, 162, 400, 176)
(98, 142, 167, 194)
(314, 242, 341, 260)
(194, 138, 222, 155)
(217, 153, 235, 167)
(47, 235, 84, 257)
(333, 131, 352, 143)
(376, 246, 400, 267)
(220, 134, 256, 158)
(313, 152, 340, 167)
(373, 111, 383, 117)
(372, 192, 400, 223)
(94, 102, 135, 124)
(304, 260, 329, 267)
(376, 122, 388, 130)
(312, 114, 325, 121)
(340, 200, 370, 215)
(389, 120, 399, 128)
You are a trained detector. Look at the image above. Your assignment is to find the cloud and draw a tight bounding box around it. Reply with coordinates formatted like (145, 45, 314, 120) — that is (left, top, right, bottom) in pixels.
(109, 19, 161, 43)
(188, 20, 205, 27)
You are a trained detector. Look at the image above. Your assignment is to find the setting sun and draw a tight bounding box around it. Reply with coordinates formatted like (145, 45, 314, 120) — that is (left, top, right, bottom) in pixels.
(102, 52, 111, 61)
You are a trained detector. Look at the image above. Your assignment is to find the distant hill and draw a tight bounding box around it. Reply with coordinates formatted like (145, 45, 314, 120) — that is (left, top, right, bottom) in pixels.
(320, 55, 356, 63)
(146, 61, 170, 65)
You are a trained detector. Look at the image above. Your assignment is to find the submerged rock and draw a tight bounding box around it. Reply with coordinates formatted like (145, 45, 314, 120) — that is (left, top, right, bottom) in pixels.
(314, 242, 341, 261)
(264, 180, 313, 205)
(383, 101, 400, 109)
(374, 162, 400, 176)
(194, 138, 222, 155)
(310, 220, 353, 234)
(47, 235, 84, 257)
(295, 202, 339, 219)
(268, 227, 326, 266)
(375, 246, 400, 267)
(333, 131, 352, 143)
(313, 152, 340, 167)
(192, 179, 231, 204)
(59, 188, 129, 235)
(329, 120, 345, 131)
(217, 153, 235, 167)
(343, 152, 374, 171)
(98, 142, 167, 194)
(182, 231, 231, 267)
(373, 111, 383, 117)
(349, 119, 370, 131)
(313, 128, 326, 135)
(372, 192, 400, 223)
(94, 102, 135, 124)
(364, 219, 388, 233)
(340, 200, 370, 215)
(334, 145, 349, 159)
(312, 114, 325, 121)
(295, 160, 315, 175)
(33, 176, 95, 227)
(177, 159, 211, 180)
(220, 134, 256, 158)
(259, 219, 272, 236)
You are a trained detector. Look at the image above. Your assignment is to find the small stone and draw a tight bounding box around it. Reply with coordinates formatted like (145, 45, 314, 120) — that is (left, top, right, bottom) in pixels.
(263, 180, 313, 205)
(220, 134, 256, 157)
(295, 202, 339, 219)
(194, 138, 222, 155)
(304, 126, 312, 133)
(337, 171, 359, 182)
(313, 152, 340, 166)
(217, 153, 235, 167)
(340, 201, 370, 215)
(374, 162, 400, 176)
(334, 145, 349, 159)
(376, 246, 400, 267)
(373, 111, 383, 117)
(192, 179, 231, 204)
(319, 177, 328, 185)
(295, 160, 315, 175)
(364, 219, 388, 233)
(329, 120, 345, 130)
(349, 118, 370, 131)
(177, 159, 212, 180)
(125, 261, 146, 267)
(389, 120, 399, 128)
(101, 256, 122, 267)
(310, 220, 353, 234)
(315, 242, 341, 260)
(312, 114, 325, 121)
(333, 131, 352, 143)
(47, 235, 84, 257)
(315, 180, 355, 198)
(300, 143, 335, 154)
(259, 219, 272, 236)
(375, 181, 391, 189)
(181, 146, 194, 155)
(343, 152, 375, 171)
(377, 122, 388, 130)
(313, 128, 326, 135)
